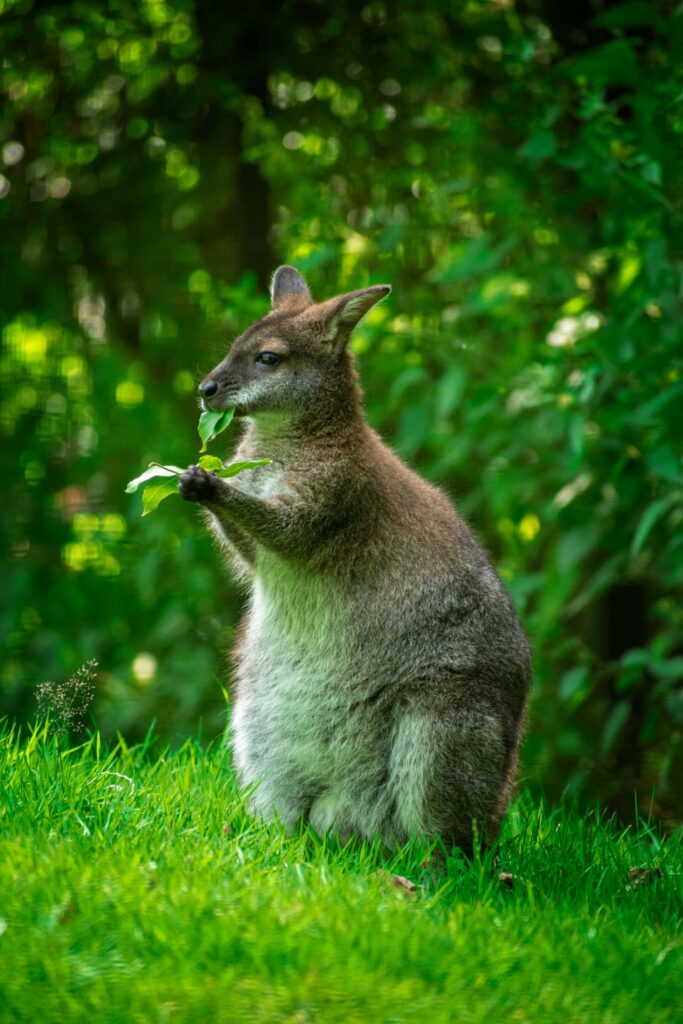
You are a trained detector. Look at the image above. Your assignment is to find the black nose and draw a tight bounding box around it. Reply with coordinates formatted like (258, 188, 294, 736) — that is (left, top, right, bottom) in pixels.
(199, 379, 218, 397)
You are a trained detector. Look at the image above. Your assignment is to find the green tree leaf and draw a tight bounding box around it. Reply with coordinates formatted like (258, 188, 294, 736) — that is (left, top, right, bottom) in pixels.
(216, 458, 271, 478)
(631, 499, 670, 556)
(198, 407, 235, 451)
(559, 665, 589, 702)
(519, 130, 557, 160)
(198, 455, 224, 472)
(141, 478, 180, 516)
(601, 700, 630, 754)
(126, 464, 184, 493)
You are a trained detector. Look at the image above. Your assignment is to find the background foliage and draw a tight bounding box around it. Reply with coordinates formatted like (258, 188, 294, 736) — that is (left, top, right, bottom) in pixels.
(1, 0, 681, 822)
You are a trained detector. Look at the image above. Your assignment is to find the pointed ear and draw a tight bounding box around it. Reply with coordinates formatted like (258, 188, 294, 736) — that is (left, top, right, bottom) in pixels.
(270, 265, 312, 312)
(321, 284, 391, 346)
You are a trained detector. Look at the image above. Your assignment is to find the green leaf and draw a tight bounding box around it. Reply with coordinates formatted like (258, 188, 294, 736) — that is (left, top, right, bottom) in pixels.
(616, 649, 648, 692)
(556, 526, 599, 572)
(631, 499, 669, 556)
(568, 40, 640, 88)
(566, 553, 625, 617)
(629, 383, 683, 425)
(559, 665, 589, 702)
(519, 130, 557, 161)
(594, 2, 659, 30)
(651, 656, 683, 682)
(141, 478, 180, 516)
(198, 410, 222, 449)
(198, 407, 235, 451)
(198, 454, 224, 472)
(216, 458, 271, 478)
(646, 446, 681, 485)
(126, 464, 184, 493)
(641, 161, 662, 187)
(601, 700, 630, 754)
(435, 366, 467, 420)
(568, 415, 585, 458)
(430, 234, 517, 284)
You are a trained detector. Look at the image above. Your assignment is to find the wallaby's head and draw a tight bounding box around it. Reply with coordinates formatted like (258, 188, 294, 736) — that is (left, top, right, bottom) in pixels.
(198, 267, 390, 422)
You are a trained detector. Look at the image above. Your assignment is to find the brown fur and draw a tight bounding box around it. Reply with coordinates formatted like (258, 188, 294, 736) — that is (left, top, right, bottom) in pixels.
(179, 266, 531, 854)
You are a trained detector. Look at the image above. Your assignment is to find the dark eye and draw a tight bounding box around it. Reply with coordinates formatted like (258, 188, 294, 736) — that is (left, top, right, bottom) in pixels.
(255, 351, 280, 366)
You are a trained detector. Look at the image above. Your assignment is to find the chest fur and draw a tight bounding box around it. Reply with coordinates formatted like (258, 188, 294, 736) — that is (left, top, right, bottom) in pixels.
(240, 563, 347, 683)
(234, 564, 352, 771)
(229, 459, 293, 501)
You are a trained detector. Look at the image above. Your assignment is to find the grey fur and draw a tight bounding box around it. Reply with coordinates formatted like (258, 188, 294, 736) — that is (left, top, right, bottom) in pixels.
(179, 268, 531, 854)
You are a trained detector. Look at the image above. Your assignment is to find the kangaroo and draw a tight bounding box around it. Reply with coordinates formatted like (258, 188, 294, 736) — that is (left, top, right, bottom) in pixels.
(179, 266, 531, 854)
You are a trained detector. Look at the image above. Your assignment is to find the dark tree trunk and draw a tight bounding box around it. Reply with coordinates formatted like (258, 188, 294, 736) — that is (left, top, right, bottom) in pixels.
(193, 0, 275, 290)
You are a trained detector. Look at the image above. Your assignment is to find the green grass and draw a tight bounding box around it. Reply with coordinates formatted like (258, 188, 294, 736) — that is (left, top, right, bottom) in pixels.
(0, 724, 681, 1023)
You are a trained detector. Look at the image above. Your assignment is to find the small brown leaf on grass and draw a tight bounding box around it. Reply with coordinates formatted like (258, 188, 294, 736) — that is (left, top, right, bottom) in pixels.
(498, 872, 515, 889)
(58, 901, 78, 925)
(627, 865, 663, 890)
(222, 822, 233, 835)
(392, 874, 418, 894)
(376, 870, 421, 897)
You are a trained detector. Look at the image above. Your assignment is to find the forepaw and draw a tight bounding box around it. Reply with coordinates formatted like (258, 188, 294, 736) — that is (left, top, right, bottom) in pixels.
(178, 465, 221, 504)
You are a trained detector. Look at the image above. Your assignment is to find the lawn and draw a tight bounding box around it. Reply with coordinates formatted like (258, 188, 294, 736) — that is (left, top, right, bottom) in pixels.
(0, 724, 681, 1023)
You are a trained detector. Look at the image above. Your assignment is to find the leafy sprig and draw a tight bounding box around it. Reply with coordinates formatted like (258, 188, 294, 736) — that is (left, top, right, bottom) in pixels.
(126, 406, 270, 514)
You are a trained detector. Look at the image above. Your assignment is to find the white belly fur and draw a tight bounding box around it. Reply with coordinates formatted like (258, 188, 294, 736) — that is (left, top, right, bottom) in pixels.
(231, 560, 351, 824)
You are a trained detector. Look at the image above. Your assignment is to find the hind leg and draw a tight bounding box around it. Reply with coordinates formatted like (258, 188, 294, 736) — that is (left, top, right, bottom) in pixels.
(308, 779, 395, 842)
(387, 703, 510, 855)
